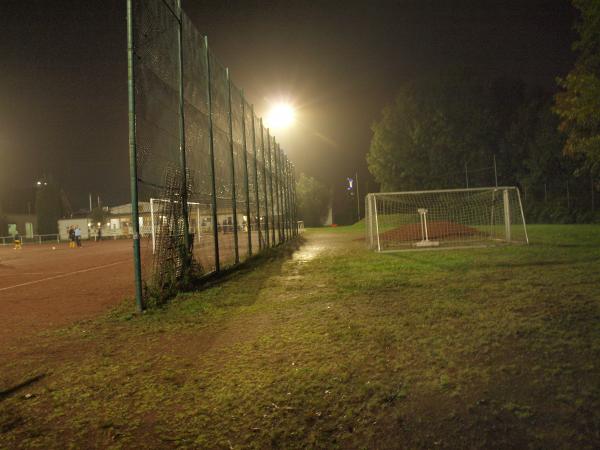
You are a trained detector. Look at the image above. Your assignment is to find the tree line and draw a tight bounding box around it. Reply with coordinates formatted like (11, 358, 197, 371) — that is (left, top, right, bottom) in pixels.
(367, 1, 600, 224)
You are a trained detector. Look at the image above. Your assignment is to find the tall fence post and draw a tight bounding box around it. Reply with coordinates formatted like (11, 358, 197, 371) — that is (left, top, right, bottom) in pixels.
(176, 0, 191, 268)
(260, 120, 270, 248)
(266, 131, 276, 245)
(295, 169, 299, 235)
(226, 68, 239, 264)
(251, 106, 262, 250)
(240, 94, 252, 256)
(283, 150, 290, 241)
(294, 167, 299, 235)
(274, 142, 283, 243)
(126, 0, 143, 312)
(204, 37, 220, 272)
(282, 148, 288, 240)
(281, 154, 288, 241)
(288, 161, 294, 237)
(285, 157, 292, 240)
(291, 165, 298, 235)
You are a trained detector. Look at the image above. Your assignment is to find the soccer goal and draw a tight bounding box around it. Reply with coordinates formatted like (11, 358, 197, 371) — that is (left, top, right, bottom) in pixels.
(149, 198, 205, 254)
(365, 187, 528, 251)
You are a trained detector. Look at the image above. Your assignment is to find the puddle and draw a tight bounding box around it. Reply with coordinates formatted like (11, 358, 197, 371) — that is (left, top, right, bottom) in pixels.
(292, 245, 324, 263)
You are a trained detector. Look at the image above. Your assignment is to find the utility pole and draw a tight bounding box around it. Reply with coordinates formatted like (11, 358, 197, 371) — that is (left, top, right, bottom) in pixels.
(465, 162, 469, 188)
(592, 174, 595, 213)
(89, 193, 93, 212)
(355, 171, 360, 221)
(493, 154, 498, 187)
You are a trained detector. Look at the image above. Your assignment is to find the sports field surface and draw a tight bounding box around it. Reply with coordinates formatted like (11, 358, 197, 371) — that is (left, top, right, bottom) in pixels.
(0, 240, 133, 349)
(1, 224, 599, 448)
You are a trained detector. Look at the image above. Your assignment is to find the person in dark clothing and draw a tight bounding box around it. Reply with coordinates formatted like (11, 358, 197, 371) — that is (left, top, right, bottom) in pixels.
(68, 227, 76, 248)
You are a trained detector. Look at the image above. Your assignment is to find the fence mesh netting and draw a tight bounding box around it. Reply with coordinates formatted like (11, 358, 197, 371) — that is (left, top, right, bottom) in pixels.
(131, 0, 297, 303)
(365, 187, 528, 251)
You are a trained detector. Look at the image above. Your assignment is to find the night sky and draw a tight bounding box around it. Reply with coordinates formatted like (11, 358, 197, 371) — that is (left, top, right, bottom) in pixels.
(0, 0, 577, 212)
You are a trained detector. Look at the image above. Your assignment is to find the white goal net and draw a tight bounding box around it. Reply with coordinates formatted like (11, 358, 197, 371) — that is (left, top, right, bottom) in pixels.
(149, 198, 205, 254)
(365, 187, 528, 251)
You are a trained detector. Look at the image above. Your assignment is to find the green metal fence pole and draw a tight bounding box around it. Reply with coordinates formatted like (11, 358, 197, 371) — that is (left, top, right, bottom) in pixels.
(285, 158, 291, 240)
(292, 166, 298, 235)
(176, 0, 191, 267)
(204, 37, 220, 272)
(278, 148, 285, 242)
(279, 146, 286, 241)
(282, 156, 288, 240)
(277, 145, 285, 242)
(284, 151, 290, 240)
(288, 159, 292, 237)
(280, 151, 287, 242)
(260, 119, 270, 247)
(251, 106, 261, 251)
(226, 69, 239, 264)
(272, 140, 281, 243)
(266, 131, 276, 245)
(127, 0, 144, 312)
(240, 94, 252, 256)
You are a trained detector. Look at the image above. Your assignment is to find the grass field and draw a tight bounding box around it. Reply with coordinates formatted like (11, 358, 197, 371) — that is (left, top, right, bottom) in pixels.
(1, 224, 599, 448)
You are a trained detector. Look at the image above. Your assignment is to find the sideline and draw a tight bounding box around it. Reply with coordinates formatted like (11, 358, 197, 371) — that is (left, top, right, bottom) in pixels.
(0, 260, 131, 292)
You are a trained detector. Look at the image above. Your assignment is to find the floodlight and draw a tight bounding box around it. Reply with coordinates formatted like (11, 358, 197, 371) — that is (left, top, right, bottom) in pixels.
(265, 102, 295, 130)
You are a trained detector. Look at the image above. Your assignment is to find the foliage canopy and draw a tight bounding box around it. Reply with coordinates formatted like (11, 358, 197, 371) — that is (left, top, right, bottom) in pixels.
(554, 0, 600, 176)
(296, 173, 330, 227)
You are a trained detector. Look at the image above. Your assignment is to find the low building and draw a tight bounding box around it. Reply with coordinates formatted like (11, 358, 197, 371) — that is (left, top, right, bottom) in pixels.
(56, 201, 265, 241)
(3, 213, 37, 238)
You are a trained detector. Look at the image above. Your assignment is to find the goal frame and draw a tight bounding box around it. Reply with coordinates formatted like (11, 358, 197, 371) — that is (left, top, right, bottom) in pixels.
(149, 198, 203, 254)
(365, 186, 529, 252)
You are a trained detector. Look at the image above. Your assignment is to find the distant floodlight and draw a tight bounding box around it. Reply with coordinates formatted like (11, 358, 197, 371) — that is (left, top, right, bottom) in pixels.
(265, 102, 295, 130)
(36, 181, 42, 186)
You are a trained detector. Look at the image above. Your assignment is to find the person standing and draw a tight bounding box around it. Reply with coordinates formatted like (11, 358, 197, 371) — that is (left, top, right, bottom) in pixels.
(13, 230, 22, 250)
(74, 226, 82, 247)
(68, 226, 76, 248)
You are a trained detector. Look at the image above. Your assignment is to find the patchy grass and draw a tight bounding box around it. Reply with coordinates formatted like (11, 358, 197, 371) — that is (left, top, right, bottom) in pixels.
(1, 225, 600, 449)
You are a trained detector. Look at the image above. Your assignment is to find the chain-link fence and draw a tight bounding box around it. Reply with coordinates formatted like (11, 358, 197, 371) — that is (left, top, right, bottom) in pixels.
(127, 0, 298, 309)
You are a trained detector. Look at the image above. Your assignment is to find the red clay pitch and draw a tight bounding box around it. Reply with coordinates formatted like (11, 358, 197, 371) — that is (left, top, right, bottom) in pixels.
(0, 240, 133, 349)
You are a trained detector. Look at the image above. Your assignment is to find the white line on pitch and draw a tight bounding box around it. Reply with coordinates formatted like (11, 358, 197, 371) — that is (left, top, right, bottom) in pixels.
(0, 260, 130, 292)
(0, 272, 67, 277)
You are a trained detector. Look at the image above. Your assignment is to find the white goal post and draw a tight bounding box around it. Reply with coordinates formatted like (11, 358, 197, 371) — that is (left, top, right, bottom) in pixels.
(365, 187, 528, 251)
(149, 198, 203, 254)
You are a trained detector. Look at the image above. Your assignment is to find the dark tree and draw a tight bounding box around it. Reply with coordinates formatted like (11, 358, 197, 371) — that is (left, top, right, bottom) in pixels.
(367, 70, 497, 191)
(90, 206, 110, 227)
(368, 69, 596, 223)
(35, 180, 62, 235)
(554, 0, 600, 176)
(296, 173, 330, 227)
